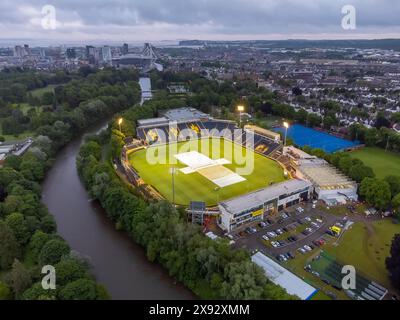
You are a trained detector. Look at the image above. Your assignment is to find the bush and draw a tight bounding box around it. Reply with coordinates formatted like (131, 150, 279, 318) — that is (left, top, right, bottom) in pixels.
(39, 239, 70, 266)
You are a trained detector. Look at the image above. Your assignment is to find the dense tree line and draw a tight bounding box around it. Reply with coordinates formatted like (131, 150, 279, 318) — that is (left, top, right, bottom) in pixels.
(0, 67, 140, 138)
(0, 143, 108, 300)
(0, 68, 142, 300)
(349, 123, 400, 153)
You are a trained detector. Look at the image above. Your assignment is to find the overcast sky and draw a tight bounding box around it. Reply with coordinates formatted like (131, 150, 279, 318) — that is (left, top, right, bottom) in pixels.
(1, 0, 400, 45)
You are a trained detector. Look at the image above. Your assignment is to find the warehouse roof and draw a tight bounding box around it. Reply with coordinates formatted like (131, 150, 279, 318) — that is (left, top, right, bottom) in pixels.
(252, 252, 318, 300)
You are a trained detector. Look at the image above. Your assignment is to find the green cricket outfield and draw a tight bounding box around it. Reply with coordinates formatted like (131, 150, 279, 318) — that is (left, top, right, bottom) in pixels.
(128, 138, 286, 206)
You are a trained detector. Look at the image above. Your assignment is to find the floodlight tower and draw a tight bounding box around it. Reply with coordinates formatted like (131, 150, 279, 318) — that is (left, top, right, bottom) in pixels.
(118, 118, 123, 133)
(238, 105, 245, 127)
(283, 122, 290, 146)
(170, 166, 177, 205)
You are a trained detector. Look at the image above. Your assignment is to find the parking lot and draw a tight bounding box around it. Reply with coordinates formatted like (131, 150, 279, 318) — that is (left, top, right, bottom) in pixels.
(232, 202, 346, 262)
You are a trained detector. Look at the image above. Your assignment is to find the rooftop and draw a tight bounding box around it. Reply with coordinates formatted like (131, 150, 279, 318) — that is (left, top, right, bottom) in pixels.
(162, 107, 209, 122)
(252, 252, 318, 300)
(219, 179, 312, 215)
(137, 117, 169, 128)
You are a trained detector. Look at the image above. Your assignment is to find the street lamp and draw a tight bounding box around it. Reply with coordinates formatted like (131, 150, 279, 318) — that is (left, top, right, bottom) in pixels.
(283, 122, 290, 146)
(170, 166, 177, 205)
(118, 118, 123, 133)
(237, 105, 245, 127)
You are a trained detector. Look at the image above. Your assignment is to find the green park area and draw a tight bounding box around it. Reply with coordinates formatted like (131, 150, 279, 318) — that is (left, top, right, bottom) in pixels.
(284, 218, 400, 299)
(349, 147, 400, 179)
(323, 220, 400, 290)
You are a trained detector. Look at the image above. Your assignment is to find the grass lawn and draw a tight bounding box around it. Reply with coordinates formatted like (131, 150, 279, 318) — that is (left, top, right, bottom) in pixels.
(285, 244, 349, 300)
(9, 103, 43, 116)
(324, 219, 400, 290)
(30, 85, 56, 99)
(349, 147, 400, 179)
(0, 121, 33, 142)
(129, 138, 286, 206)
(253, 116, 283, 129)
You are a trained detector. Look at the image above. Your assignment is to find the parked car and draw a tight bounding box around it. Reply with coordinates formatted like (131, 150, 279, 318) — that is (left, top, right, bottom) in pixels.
(296, 207, 304, 214)
(271, 241, 279, 248)
(303, 245, 312, 252)
(313, 240, 321, 247)
(298, 248, 306, 254)
(305, 216, 312, 222)
(259, 221, 267, 228)
(276, 229, 284, 235)
(262, 235, 269, 241)
(277, 254, 287, 262)
(287, 252, 295, 259)
(267, 232, 277, 238)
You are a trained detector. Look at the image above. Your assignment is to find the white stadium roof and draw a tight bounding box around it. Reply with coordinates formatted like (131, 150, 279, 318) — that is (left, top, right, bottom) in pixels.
(252, 252, 318, 300)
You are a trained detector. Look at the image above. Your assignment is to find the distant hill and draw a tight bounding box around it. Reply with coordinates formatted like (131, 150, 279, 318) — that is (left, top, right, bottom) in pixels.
(179, 39, 400, 51)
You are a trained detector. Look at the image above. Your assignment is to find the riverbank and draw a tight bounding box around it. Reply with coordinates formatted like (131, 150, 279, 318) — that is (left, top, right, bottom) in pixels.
(42, 119, 195, 299)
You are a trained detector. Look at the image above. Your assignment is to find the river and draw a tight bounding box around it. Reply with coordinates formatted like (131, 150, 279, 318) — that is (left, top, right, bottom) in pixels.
(41, 78, 195, 300)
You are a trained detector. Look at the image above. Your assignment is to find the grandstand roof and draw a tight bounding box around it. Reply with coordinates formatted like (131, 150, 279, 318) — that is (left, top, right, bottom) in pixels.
(219, 179, 312, 215)
(245, 125, 281, 141)
(162, 108, 210, 122)
(299, 164, 356, 189)
(252, 252, 318, 300)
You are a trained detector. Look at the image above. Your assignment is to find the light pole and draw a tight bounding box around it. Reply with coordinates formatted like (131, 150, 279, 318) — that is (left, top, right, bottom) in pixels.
(118, 118, 123, 133)
(215, 187, 220, 204)
(170, 166, 177, 205)
(237, 105, 245, 127)
(283, 122, 290, 146)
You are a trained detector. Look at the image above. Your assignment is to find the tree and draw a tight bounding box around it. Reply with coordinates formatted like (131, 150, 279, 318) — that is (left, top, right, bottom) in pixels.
(26, 231, 51, 264)
(392, 194, 400, 214)
(0, 282, 11, 300)
(55, 258, 89, 286)
(386, 234, 400, 290)
(360, 178, 392, 210)
(59, 279, 97, 300)
(307, 113, 322, 127)
(5, 259, 32, 298)
(5, 212, 31, 245)
(220, 261, 266, 300)
(39, 239, 70, 266)
(348, 164, 375, 183)
(78, 141, 102, 161)
(385, 176, 400, 198)
(41, 92, 55, 105)
(21, 282, 56, 300)
(4, 155, 21, 171)
(0, 221, 21, 270)
(40, 215, 57, 233)
(338, 157, 353, 175)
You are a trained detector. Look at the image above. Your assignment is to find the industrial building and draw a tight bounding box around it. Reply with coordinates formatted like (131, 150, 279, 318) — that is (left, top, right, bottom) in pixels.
(284, 146, 358, 205)
(218, 179, 313, 232)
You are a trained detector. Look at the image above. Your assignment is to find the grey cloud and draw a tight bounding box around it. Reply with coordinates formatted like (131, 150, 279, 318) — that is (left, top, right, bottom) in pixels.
(0, 0, 400, 41)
